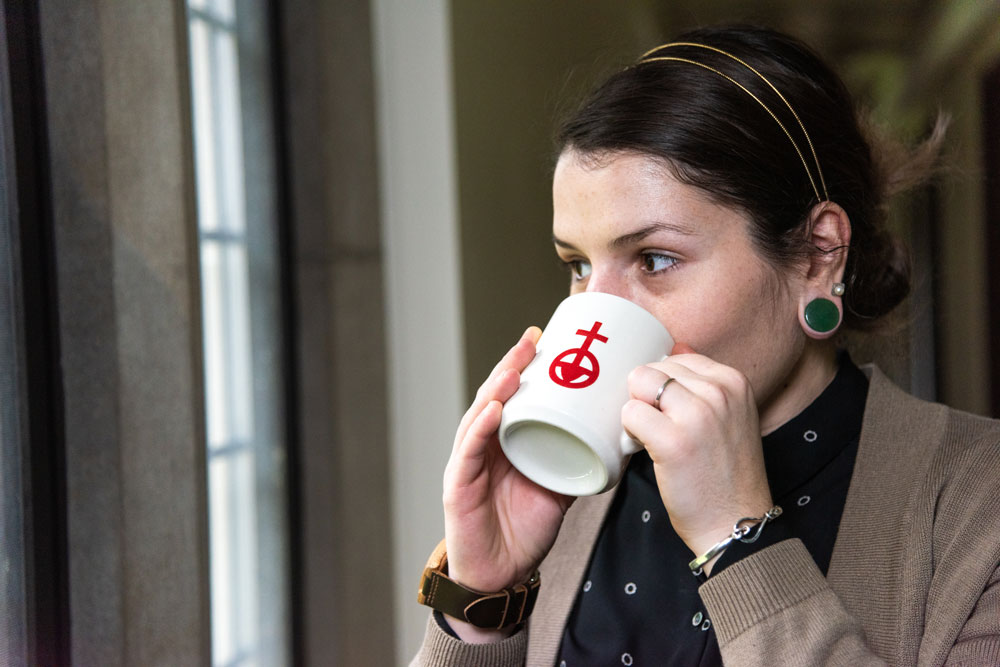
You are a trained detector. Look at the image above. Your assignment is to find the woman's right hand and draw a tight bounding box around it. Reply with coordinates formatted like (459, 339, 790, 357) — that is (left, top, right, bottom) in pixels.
(442, 326, 574, 631)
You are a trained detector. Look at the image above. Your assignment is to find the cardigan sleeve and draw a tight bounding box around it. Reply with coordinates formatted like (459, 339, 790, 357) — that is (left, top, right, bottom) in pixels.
(944, 562, 1000, 665)
(698, 415, 1000, 667)
(929, 425, 1000, 665)
(699, 541, 1000, 667)
(409, 613, 528, 667)
(698, 539, 888, 666)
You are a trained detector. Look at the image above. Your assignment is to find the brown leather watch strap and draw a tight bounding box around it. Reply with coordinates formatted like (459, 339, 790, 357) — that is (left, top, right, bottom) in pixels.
(417, 539, 541, 630)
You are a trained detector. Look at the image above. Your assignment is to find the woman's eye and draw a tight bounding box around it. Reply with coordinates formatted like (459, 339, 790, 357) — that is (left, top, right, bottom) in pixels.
(641, 253, 677, 274)
(566, 259, 592, 281)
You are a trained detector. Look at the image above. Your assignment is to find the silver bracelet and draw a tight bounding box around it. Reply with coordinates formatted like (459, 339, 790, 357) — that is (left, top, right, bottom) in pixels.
(689, 505, 783, 575)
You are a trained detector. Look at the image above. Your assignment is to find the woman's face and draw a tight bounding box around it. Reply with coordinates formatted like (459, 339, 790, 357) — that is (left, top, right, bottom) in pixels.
(552, 150, 812, 423)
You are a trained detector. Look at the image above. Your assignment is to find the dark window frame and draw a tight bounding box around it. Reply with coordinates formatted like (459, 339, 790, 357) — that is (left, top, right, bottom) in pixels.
(2, 2, 70, 665)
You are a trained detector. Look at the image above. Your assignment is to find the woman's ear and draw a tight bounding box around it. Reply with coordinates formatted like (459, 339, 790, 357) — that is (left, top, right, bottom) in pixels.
(797, 202, 851, 339)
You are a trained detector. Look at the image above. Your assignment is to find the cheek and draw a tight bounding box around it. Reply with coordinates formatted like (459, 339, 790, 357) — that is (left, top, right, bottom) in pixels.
(652, 271, 796, 365)
(642, 290, 729, 350)
(656, 306, 737, 356)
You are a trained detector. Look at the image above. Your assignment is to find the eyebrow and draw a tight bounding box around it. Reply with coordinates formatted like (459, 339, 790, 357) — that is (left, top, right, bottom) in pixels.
(553, 221, 696, 252)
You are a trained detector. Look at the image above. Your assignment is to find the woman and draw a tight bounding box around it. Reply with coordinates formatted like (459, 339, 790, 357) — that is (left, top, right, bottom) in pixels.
(413, 25, 1000, 666)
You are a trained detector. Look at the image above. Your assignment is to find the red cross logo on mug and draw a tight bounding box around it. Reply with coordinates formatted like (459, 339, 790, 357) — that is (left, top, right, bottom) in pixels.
(548, 322, 608, 389)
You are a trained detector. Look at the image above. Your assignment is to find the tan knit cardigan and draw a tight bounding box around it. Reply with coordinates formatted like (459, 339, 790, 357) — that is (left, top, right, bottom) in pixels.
(413, 367, 1000, 666)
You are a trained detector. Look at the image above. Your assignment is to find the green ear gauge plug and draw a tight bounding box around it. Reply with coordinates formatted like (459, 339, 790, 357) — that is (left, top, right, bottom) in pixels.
(804, 298, 840, 333)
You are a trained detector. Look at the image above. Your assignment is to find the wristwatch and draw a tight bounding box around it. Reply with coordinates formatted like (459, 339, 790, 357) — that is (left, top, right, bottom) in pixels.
(417, 539, 541, 629)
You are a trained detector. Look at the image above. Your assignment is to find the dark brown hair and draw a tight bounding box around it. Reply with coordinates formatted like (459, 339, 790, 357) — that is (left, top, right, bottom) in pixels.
(556, 25, 937, 330)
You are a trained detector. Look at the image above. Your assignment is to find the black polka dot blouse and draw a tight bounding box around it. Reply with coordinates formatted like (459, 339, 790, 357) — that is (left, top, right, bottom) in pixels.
(556, 355, 869, 666)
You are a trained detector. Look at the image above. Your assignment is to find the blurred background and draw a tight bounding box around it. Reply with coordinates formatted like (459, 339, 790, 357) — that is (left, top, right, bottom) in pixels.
(2, 0, 998, 665)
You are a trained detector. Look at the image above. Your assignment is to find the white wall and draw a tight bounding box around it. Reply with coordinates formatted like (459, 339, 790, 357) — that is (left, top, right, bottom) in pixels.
(371, 0, 467, 660)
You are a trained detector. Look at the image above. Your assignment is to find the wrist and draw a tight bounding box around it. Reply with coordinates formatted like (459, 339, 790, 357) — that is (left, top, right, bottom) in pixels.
(439, 612, 519, 644)
(418, 539, 541, 631)
(446, 563, 520, 595)
(688, 505, 783, 576)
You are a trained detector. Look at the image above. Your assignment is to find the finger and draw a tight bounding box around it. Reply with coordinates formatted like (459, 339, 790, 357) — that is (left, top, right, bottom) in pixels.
(483, 326, 541, 386)
(671, 341, 696, 355)
(645, 360, 741, 422)
(666, 358, 752, 408)
(630, 358, 720, 396)
(628, 364, 688, 407)
(446, 399, 504, 492)
(454, 368, 520, 451)
(457, 327, 538, 446)
(650, 352, 742, 388)
(456, 329, 538, 444)
(526, 325, 542, 344)
(639, 356, 756, 438)
(621, 393, 710, 466)
(626, 365, 717, 443)
(621, 398, 677, 451)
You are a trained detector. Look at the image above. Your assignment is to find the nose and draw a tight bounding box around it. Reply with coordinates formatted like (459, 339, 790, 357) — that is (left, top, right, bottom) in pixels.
(584, 268, 631, 300)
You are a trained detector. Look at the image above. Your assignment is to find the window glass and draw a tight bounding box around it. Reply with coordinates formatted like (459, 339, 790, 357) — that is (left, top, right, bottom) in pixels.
(186, 1, 291, 664)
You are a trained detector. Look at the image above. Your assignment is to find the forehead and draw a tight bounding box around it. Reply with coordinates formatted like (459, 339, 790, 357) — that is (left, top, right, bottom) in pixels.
(552, 150, 747, 241)
(554, 150, 676, 204)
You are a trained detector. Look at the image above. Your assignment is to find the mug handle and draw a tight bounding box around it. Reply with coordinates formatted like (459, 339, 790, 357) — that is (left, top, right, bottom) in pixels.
(619, 430, 644, 456)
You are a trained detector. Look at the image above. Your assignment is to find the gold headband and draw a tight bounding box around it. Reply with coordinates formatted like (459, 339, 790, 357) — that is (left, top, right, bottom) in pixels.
(637, 42, 829, 203)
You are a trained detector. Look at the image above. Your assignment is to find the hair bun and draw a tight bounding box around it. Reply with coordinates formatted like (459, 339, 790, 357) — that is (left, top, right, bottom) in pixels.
(844, 232, 911, 329)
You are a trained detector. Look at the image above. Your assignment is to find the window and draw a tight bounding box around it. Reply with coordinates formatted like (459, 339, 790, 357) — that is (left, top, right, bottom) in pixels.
(186, 1, 291, 664)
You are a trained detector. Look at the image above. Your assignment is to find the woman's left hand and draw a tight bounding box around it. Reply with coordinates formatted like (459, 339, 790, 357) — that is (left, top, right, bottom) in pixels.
(622, 342, 773, 572)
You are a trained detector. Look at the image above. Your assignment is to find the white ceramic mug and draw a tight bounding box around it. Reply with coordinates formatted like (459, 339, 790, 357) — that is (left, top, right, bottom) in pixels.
(499, 292, 673, 496)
